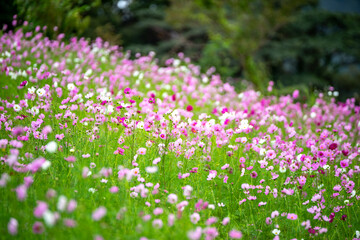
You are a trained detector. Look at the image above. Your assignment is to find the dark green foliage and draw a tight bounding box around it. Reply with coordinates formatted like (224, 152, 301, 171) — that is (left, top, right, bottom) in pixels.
(0, 0, 18, 30)
(14, 0, 102, 37)
(258, 10, 360, 100)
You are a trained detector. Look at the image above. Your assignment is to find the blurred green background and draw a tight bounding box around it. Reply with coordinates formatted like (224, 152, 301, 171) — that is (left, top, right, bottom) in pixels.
(1, 0, 360, 101)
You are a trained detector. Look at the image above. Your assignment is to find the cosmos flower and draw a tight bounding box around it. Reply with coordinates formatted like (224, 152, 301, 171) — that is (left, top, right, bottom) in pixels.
(8, 218, 18, 235)
(190, 212, 200, 224)
(92, 207, 107, 221)
(229, 230, 242, 239)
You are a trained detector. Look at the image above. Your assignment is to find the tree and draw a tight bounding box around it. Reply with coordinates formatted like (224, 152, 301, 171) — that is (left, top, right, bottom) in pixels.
(166, 0, 318, 91)
(258, 10, 360, 101)
(14, 0, 102, 38)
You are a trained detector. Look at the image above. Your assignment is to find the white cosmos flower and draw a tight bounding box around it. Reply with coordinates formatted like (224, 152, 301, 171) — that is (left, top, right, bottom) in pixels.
(145, 166, 158, 174)
(85, 92, 94, 99)
(13, 104, 21, 112)
(45, 141, 57, 153)
(28, 87, 36, 94)
(240, 168, 246, 177)
(279, 166, 287, 173)
(36, 88, 45, 97)
(272, 229, 281, 235)
(259, 148, 266, 155)
(84, 69, 92, 77)
(41, 161, 51, 170)
(30, 107, 39, 115)
(351, 190, 356, 198)
(67, 83, 75, 91)
(43, 210, 56, 226)
(57, 195, 67, 211)
(137, 122, 144, 129)
(323, 165, 330, 170)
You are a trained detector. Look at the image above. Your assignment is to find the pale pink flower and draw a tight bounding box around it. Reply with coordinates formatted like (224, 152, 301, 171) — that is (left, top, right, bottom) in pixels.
(92, 206, 106, 221)
(229, 230, 242, 239)
(8, 218, 18, 235)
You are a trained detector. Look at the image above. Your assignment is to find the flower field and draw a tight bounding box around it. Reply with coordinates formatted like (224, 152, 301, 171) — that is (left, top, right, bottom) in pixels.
(1, 22, 360, 240)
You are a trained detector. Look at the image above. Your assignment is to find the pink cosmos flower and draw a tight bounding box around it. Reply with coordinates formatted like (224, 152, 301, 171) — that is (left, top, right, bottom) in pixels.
(65, 199, 77, 213)
(221, 164, 229, 170)
(64, 156, 76, 162)
(32, 221, 44, 234)
(204, 227, 219, 240)
(266, 150, 276, 159)
(329, 143, 338, 150)
(109, 186, 119, 193)
(271, 211, 279, 218)
(152, 219, 163, 229)
(153, 208, 163, 215)
(20, 80, 28, 87)
(167, 193, 178, 204)
(63, 218, 77, 227)
(287, 213, 298, 220)
(82, 167, 90, 178)
(142, 214, 151, 221)
(34, 201, 48, 218)
(229, 230, 242, 239)
(340, 159, 349, 168)
(187, 227, 202, 240)
(94, 235, 104, 240)
(298, 176, 306, 186)
(15, 184, 27, 201)
(159, 132, 166, 139)
(114, 147, 125, 155)
(153, 158, 161, 164)
(222, 217, 230, 225)
(92, 206, 107, 221)
(24, 176, 34, 187)
(207, 170, 217, 180)
(137, 148, 146, 155)
(55, 134, 65, 140)
(190, 212, 200, 224)
(258, 202, 267, 207)
(8, 218, 18, 235)
(206, 217, 218, 225)
(223, 175, 228, 183)
(293, 89, 299, 99)
(124, 87, 131, 94)
(168, 214, 175, 226)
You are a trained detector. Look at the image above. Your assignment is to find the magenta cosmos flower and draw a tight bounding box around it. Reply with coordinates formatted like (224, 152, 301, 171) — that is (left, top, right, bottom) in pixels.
(33, 221, 44, 234)
(250, 171, 258, 178)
